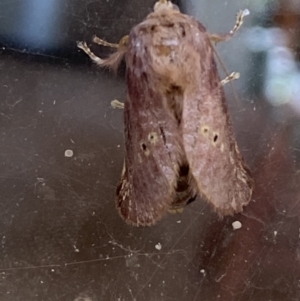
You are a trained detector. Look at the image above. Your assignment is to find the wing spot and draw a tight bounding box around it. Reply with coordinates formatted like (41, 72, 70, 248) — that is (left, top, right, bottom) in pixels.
(212, 132, 219, 146)
(200, 126, 209, 135)
(220, 143, 224, 152)
(140, 142, 150, 156)
(141, 143, 147, 151)
(148, 131, 159, 144)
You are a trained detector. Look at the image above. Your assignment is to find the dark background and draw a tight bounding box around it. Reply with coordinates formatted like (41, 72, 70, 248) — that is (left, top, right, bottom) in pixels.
(1, 0, 300, 300)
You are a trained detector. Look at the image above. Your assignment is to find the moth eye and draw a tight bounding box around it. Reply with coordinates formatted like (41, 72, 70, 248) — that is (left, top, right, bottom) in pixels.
(148, 132, 158, 144)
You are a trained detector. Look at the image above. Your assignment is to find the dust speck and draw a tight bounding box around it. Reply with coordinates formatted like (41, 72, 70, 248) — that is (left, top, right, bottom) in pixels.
(155, 242, 162, 250)
(232, 221, 242, 230)
(64, 149, 74, 157)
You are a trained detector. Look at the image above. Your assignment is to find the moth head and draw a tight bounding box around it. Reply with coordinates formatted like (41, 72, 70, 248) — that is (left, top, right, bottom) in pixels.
(154, 0, 179, 12)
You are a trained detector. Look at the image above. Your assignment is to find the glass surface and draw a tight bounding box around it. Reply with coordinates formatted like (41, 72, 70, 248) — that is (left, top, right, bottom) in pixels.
(1, 0, 299, 300)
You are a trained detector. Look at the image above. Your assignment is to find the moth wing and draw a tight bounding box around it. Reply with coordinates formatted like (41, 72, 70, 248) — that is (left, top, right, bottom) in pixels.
(117, 92, 182, 226)
(182, 33, 253, 215)
(116, 49, 183, 226)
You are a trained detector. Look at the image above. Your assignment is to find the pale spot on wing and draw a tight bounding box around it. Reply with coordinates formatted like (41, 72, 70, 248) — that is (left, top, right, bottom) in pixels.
(200, 125, 209, 136)
(148, 132, 159, 144)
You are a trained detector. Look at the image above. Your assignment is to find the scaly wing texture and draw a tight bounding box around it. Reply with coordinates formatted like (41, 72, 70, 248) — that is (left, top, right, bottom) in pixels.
(116, 18, 185, 226)
(179, 18, 254, 215)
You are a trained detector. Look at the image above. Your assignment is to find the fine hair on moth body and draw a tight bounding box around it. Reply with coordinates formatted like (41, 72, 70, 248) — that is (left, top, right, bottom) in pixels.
(77, 0, 254, 226)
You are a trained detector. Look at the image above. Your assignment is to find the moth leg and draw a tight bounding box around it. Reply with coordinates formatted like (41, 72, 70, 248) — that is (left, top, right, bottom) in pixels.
(77, 41, 106, 65)
(111, 99, 125, 109)
(93, 35, 129, 50)
(77, 35, 129, 67)
(92, 36, 119, 48)
(221, 72, 240, 86)
(209, 9, 249, 43)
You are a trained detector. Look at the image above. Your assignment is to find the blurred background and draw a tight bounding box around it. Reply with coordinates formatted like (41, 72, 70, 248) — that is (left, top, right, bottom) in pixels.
(1, 0, 300, 300)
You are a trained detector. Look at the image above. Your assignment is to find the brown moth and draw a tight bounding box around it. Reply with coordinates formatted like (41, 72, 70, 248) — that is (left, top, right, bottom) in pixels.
(77, 0, 254, 226)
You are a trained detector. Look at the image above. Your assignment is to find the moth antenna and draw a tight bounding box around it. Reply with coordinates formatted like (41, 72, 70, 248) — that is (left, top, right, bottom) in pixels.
(209, 8, 250, 43)
(209, 41, 240, 104)
(230, 9, 250, 36)
(221, 72, 240, 86)
(208, 9, 249, 100)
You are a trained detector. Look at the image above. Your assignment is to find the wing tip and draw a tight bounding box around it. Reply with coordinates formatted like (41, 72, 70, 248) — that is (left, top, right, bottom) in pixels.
(116, 180, 168, 227)
(116, 201, 165, 227)
(212, 184, 254, 218)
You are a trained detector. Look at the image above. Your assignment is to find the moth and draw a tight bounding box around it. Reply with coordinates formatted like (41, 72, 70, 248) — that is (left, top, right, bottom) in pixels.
(77, 0, 254, 226)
